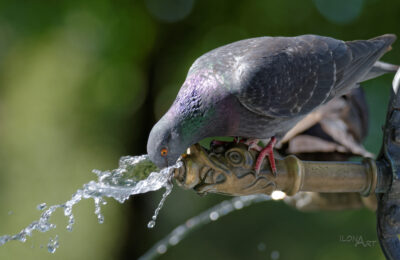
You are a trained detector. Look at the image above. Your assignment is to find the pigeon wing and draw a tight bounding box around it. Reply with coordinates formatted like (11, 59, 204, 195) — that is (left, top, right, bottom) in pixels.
(236, 34, 395, 118)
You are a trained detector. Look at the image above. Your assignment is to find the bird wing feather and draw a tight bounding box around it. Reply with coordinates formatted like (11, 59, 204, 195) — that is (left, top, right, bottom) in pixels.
(236, 34, 395, 118)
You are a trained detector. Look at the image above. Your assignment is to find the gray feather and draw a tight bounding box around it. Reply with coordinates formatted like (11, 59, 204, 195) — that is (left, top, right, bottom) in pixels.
(362, 61, 399, 81)
(147, 34, 396, 169)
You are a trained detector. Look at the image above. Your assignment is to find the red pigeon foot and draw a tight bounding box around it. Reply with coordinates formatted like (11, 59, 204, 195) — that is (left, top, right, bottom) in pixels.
(253, 137, 277, 176)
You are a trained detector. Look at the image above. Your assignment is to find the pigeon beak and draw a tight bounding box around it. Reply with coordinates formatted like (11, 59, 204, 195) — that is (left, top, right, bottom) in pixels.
(164, 157, 168, 167)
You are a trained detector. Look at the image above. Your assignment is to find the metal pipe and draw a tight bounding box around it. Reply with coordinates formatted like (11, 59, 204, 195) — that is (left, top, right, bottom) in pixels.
(174, 143, 379, 197)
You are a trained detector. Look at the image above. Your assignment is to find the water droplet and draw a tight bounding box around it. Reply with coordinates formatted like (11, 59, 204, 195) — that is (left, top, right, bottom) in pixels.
(37, 203, 47, 211)
(47, 235, 59, 254)
(186, 219, 195, 228)
(234, 200, 243, 209)
(147, 220, 155, 228)
(94, 197, 104, 224)
(169, 235, 179, 245)
(157, 244, 167, 254)
(209, 211, 219, 221)
(66, 215, 75, 231)
(64, 207, 72, 216)
(97, 215, 104, 224)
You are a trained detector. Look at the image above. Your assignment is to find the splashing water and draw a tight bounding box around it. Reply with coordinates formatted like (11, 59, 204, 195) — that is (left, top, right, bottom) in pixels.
(147, 185, 173, 229)
(0, 155, 182, 253)
(47, 235, 59, 253)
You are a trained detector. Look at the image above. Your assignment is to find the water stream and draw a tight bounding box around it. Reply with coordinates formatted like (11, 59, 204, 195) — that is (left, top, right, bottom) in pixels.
(0, 155, 182, 253)
(139, 194, 273, 260)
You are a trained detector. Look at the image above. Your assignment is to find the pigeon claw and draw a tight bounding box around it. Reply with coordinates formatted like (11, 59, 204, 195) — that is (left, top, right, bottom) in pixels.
(254, 137, 277, 177)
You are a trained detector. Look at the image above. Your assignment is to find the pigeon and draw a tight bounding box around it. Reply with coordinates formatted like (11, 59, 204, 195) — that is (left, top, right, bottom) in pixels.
(147, 34, 397, 174)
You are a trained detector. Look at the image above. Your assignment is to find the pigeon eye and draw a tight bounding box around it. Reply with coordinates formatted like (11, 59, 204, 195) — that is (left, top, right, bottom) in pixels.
(160, 148, 168, 157)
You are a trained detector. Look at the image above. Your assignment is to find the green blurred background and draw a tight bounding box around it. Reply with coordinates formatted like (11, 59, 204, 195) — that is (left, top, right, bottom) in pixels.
(0, 0, 398, 259)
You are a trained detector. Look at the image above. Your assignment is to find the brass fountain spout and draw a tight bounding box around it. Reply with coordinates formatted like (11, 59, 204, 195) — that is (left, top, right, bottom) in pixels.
(174, 143, 379, 197)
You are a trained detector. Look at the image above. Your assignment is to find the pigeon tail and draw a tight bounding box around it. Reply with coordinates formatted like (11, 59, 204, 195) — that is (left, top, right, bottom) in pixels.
(362, 61, 399, 82)
(333, 34, 397, 96)
(360, 34, 398, 82)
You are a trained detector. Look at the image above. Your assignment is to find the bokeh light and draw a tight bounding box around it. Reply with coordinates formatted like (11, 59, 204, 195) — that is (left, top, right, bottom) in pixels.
(145, 0, 195, 22)
(314, 0, 364, 24)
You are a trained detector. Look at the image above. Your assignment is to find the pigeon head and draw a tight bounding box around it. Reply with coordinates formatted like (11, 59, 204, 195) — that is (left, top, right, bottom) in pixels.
(147, 113, 188, 169)
(147, 72, 222, 169)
